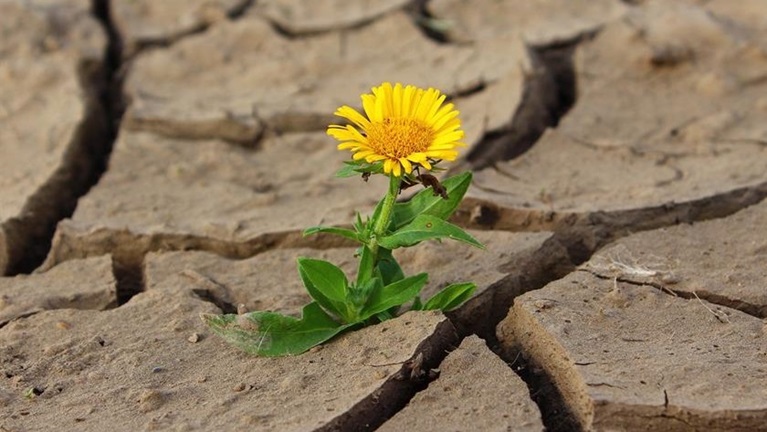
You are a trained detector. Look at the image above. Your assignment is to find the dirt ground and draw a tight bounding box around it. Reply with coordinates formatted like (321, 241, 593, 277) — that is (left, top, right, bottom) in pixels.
(1, 1, 766, 431)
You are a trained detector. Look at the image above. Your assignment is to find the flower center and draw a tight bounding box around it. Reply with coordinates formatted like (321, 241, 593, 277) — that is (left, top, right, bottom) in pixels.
(366, 118, 434, 159)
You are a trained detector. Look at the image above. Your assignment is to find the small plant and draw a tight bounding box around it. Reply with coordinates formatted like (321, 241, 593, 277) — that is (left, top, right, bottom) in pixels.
(201, 82, 483, 356)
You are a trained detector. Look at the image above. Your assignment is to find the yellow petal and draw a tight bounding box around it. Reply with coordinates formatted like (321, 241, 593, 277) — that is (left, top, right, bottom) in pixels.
(427, 143, 459, 150)
(337, 142, 363, 150)
(327, 128, 354, 141)
(406, 152, 428, 163)
(414, 88, 436, 120)
(424, 94, 447, 123)
(431, 130, 464, 147)
(374, 89, 385, 123)
(399, 157, 413, 174)
(435, 117, 461, 134)
(392, 160, 402, 177)
(392, 83, 403, 117)
(366, 154, 387, 162)
(426, 150, 458, 160)
(383, 82, 394, 116)
(362, 94, 377, 122)
(383, 158, 395, 174)
(430, 105, 458, 130)
(353, 150, 374, 160)
(336, 106, 371, 129)
(402, 85, 415, 117)
(344, 125, 369, 144)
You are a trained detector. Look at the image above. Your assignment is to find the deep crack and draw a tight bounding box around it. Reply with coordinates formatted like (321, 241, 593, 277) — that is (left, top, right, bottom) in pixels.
(407, 0, 451, 44)
(3, 1, 123, 275)
(317, 319, 460, 432)
(465, 41, 577, 170)
(121, 0, 256, 57)
(499, 345, 582, 432)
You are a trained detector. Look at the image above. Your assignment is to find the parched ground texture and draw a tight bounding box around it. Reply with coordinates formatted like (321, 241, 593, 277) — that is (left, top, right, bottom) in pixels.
(1, 0, 767, 431)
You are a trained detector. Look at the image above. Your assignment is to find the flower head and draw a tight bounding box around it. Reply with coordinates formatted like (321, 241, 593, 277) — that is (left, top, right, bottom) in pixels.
(328, 82, 465, 177)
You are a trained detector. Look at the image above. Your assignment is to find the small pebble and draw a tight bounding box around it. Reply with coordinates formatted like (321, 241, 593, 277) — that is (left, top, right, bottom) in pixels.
(197, 376, 208, 383)
(55, 321, 72, 330)
(187, 333, 200, 343)
(151, 366, 165, 373)
(232, 383, 246, 392)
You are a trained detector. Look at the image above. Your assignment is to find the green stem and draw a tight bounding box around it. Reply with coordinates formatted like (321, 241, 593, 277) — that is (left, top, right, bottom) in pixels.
(372, 175, 400, 241)
(356, 175, 399, 286)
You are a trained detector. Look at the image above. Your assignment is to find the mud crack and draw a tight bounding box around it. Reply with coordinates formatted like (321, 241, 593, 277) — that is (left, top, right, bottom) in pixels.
(579, 268, 763, 320)
(465, 41, 577, 170)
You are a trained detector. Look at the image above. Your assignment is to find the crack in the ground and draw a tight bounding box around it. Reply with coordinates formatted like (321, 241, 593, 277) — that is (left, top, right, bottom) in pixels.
(457, 180, 767, 245)
(45, 227, 357, 305)
(0, 311, 39, 330)
(449, 190, 767, 430)
(263, 7, 393, 40)
(464, 40, 577, 170)
(318, 319, 460, 432)
(407, 0, 450, 44)
(112, 253, 143, 306)
(579, 268, 765, 319)
(3, 2, 122, 276)
(122, 0, 255, 57)
(183, 269, 238, 314)
(498, 344, 582, 432)
(447, 235, 575, 344)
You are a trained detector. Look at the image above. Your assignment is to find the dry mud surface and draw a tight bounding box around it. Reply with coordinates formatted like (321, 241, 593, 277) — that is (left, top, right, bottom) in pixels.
(1, 1, 767, 431)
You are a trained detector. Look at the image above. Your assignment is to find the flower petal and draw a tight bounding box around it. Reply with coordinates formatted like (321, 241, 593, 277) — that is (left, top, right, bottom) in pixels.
(362, 94, 377, 122)
(414, 88, 436, 121)
(406, 152, 428, 163)
(392, 83, 403, 117)
(335, 106, 371, 130)
(426, 150, 458, 160)
(353, 150, 374, 160)
(383, 158, 395, 174)
(337, 141, 363, 150)
(426, 95, 447, 122)
(402, 85, 415, 117)
(399, 157, 413, 174)
(392, 160, 402, 177)
(435, 117, 461, 134)
(366, 154, 387, 162)
(431, 130, 464, 147)
(430, 105, 459, 130)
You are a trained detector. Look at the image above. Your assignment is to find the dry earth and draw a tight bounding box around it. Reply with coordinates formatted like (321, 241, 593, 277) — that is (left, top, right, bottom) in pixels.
(1, 0, 767, 431)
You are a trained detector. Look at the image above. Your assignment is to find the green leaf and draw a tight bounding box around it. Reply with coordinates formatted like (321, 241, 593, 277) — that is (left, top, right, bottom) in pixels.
(411, 296, 424, 311)
(391, 172, 472, 229)
(335, 160, 384, 178)
(201, 302, 355, 356)
(297, 258, 350, 320)
(353, 212, 365, 234)
(303, 226, 359, 243)
(375, 310, 395, 322)
(376, 248, 404, 286)
(350, 276, 380, 310)
(423, 282, 477, 311)
(377, 215, 484, 249)
(360, 273, 428, 321)
(336, 163, 362, 178)
(355, 245, 376, 286)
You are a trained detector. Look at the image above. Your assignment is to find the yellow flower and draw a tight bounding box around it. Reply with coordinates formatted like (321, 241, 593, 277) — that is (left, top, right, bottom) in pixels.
(328, 82, 465, 177)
